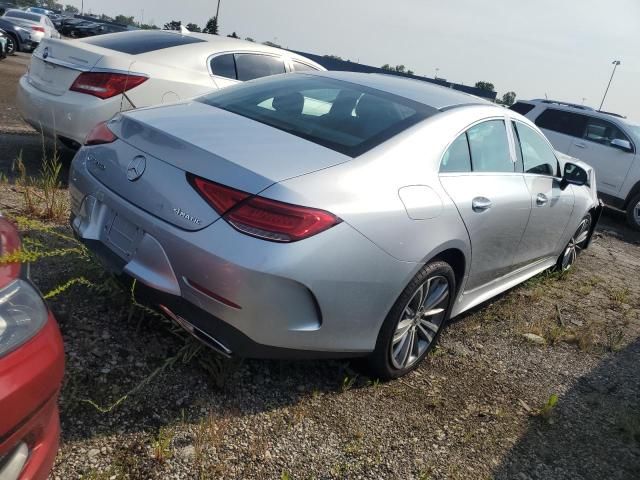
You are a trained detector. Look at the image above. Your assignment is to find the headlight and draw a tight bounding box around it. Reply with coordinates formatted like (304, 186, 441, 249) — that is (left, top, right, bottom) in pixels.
(0, 280, 48, 357)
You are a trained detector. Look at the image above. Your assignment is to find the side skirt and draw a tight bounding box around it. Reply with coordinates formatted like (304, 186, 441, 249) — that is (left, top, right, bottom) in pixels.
(451, 257, 556, 317)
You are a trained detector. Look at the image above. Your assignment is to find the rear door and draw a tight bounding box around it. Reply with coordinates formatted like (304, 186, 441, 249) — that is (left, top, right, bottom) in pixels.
(440, 118, 531, 291)
(510, 120, 574, 266)
(533, 107, 587, 155)
(568, 116, 636, 196)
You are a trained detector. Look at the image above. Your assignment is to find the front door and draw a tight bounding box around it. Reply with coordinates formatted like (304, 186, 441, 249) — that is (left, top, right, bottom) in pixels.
(511, 120, 574, 266)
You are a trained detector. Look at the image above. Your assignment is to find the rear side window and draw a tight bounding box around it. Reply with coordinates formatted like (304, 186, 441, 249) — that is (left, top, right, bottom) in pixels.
(440, 133, 472, 173)
(513, 122, 559, 176)
(235, 54, 285, 81)
(535, 108, 587, 138)
(5, 11, 41, 21)
(292, 61, 318, 72)
(467, 120, 514, 172)
(198, 75, 436, 157)
(82, 31, 205, 55)
(211, 54, 237, 80)
(509, 102, 535, 116)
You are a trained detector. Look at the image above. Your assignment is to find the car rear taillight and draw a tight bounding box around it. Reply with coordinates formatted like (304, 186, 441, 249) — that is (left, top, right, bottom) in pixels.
(85, 121, 117, 146)
(190, 176, 341, 242)
(0, 217, 21, 289)
(31, 26, 45, 33)
(70, 72, 148, 100)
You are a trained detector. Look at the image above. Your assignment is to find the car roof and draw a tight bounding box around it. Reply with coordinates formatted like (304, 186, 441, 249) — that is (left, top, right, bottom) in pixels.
(302, 71, 492, 110)
(78, 30, 325, 69)
(521, 98, 633, 125)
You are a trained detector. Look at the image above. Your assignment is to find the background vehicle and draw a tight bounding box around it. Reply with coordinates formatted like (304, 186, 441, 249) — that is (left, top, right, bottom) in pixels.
(0, 215, 65, 479)
(0, 18, 35, 54)
(69, 72, 600, 379)
(512, 99, 640, 230)
(1, 8, 60, 43)
(17, 29, 324, 149)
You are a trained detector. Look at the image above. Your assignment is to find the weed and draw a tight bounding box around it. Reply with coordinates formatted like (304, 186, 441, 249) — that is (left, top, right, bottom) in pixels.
(152, 427, 174, 463)
(538, 393, 559, 422)
(341, 374, 357, 392)
(604, 323, 625, 352)
(610, 287, 630, 305)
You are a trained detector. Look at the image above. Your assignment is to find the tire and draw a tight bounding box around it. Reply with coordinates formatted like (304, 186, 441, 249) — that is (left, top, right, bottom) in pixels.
(368, 260, 455, 380)
(556, 214, 592, 271)
(625, 193, 640, 232)
(6, 33, 17, 55)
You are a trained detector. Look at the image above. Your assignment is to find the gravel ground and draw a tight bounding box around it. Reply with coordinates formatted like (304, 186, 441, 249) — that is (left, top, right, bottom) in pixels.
(0, 183, 637, 480)
(1, 54, 639, 479)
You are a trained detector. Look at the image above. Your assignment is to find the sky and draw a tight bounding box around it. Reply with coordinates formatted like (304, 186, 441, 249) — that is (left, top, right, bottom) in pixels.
(67, 0, 640, 122)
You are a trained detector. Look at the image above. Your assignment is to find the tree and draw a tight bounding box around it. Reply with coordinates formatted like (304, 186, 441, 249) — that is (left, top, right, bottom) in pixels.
(245, 37, 255, 42)
(407, 70, 414, 76)
(186, 23, 201, 32)
(501, 91, 516, 106)
(202, 16, 218, 35)
(475, 81, 495, 92)
(325, 54, 344, 61)
(64, 4, 79, 14)
(163, 20, 182, 31)
(114, 14, 135, 26)
(139, 23, 159, 30)
(227, 31, 239, 39)
(381, 64, 392, 71)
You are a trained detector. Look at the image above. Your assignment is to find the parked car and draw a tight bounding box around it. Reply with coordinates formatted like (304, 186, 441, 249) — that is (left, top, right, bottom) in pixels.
(66, 21, 126, 38)
(1, 8, 60, 44)
(25, 6, 55, 16)
(69, 72, 601, 379)
(57, 17, 92, 36)
(17, 29, 325, 149)
(0, 215, 65, 479)
(0, 17, 36, 54)
(511, 99, 640, 230)
(0, 2, 16, 16)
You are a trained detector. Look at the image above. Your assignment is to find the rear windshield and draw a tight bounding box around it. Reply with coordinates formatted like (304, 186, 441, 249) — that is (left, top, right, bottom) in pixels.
(197, 74, 437, 157)
(5, 10, 41, 22)
(82, 30, 205, 55)
(509, 102, 535, 116)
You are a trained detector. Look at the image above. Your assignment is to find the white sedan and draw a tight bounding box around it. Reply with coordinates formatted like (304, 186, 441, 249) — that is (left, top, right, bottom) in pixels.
(17, 30, 324, 148)
(2, 9, 60, 43)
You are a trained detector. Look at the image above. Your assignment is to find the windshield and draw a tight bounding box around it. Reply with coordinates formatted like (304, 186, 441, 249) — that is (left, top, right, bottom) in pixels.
(198, 74, 437, 157)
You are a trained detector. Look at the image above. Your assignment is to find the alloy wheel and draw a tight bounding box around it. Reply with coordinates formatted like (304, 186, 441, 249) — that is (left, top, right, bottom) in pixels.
(561, 216, 591, 271)
(6, 35, 15, 55)
(633, 200, 640, 226)
(390, 275, 449, 369)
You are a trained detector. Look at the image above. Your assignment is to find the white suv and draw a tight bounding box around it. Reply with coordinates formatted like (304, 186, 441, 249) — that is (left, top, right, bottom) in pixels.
(511, 99, 640, 230)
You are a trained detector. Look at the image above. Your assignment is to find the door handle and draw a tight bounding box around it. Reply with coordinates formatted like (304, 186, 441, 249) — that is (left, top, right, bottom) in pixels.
(573, 142, 586, 149)
(536, 193, 549, 206)
(472, 197, 492, 212)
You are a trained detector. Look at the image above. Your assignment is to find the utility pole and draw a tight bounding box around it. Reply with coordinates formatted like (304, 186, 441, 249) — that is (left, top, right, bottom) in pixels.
(599, 60, 621, 111)
(216, 0, 221, 20)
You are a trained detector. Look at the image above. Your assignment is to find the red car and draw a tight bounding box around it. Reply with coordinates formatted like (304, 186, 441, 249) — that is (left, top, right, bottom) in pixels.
(0, 216, 64, 480)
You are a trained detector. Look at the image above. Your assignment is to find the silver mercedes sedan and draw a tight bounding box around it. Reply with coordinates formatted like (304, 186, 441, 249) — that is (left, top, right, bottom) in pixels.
(69, 71, 601, 378)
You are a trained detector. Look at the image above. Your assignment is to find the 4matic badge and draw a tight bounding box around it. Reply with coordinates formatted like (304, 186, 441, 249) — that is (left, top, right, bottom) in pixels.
(173, 207, 201, 225)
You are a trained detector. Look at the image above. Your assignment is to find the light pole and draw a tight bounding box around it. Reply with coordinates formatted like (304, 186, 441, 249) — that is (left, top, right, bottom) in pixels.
(216, 0, 221, 21)
(435, 67, 439, 80)
(599, 60, 621, 111)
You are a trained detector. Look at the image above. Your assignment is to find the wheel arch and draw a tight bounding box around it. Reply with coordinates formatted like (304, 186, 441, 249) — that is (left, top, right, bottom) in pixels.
(430, 247, 467, 296)
(623, 181, 640, 209)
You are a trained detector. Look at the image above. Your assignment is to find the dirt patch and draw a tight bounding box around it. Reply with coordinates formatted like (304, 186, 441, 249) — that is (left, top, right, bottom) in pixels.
(0, 179, 638, 479)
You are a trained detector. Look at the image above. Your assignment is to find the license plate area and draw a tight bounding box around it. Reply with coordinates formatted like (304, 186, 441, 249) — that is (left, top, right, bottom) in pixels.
(106, 213, 143, 259)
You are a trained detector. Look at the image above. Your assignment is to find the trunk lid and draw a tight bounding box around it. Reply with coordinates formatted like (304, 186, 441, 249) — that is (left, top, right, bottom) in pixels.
(87, 102, 351, 230)
(28, 38, 108, 96)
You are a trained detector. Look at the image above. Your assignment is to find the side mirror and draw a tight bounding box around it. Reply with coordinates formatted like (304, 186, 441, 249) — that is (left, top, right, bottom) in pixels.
(610, 138, 633, 152)
(561, 162, 588, 189)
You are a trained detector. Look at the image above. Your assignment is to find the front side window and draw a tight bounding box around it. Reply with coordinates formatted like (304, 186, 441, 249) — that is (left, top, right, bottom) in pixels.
(513, 122, 559, 176)
(198, 75, 436, 157)
(466, 120, 513, 172)
(583, 117, 631, 147)
(440, 133, 471, 173)
(535, 108, 587, 138)
(210, 54, 237, 80)
(234, 54, 286, 81)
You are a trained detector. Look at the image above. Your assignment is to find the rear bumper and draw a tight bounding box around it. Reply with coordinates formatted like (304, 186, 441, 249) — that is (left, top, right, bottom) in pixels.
(0, 312, 64, 480)
(17, 74, 121, 146)
(69, 148, 417, 356)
